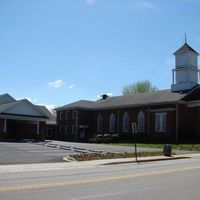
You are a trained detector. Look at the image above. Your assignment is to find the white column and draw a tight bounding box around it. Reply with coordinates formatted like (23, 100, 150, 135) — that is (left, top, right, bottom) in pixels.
(37, 122, 40, 134)
(3, 119, 7, 133)
(172, 69, 175, 84)
(198, 70, 200, 84)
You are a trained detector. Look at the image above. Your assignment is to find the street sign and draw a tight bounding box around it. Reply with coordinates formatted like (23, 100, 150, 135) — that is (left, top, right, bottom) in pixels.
(132, 122, 138, 162)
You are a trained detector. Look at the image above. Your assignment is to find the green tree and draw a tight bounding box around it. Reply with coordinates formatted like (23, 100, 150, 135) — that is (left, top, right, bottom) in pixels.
(122, 80, 158, 95)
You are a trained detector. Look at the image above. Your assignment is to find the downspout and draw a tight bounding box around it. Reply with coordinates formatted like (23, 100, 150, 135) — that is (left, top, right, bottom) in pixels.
(117, 110, 120, 134)
(147, 106, 150, 136)
(75, 110, 79, 141)
(176, 104, 179, 143)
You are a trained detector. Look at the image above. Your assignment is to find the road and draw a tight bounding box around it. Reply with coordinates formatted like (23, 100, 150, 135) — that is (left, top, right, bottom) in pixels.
(0, 154, 199, 200)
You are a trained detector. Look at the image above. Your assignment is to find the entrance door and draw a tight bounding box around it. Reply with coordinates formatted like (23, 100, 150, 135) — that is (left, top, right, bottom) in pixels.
(80, 128, 85, 140)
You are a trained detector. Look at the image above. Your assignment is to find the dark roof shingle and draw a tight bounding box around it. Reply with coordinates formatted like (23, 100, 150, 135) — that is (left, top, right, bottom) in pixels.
(56, 90, 187, 111)
(0, 93, 16, 105)
(173, 43, 199, 55)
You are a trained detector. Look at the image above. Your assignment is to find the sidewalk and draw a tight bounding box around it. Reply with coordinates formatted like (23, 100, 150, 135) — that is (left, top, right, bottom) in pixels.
(0, 154, 193, 173)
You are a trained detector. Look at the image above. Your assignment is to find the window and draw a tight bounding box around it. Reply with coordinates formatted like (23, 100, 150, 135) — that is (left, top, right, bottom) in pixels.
(66, 111, 70, 119)
(109, 113, 115, 132)
(59, 112, 63, 120)
(72, 125, 76, 134)
(122, 112, 129, 132)
(65, 126, 70, 134)
(138, 111, 145, 132)
(97, 114, 103, 133)
(72, 111, 76, 119)
(155, 113, 167, 132)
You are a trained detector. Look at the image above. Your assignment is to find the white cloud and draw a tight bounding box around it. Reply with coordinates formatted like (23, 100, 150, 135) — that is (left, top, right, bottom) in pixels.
(85, 0, 95, 5)
(131, 0, 157, 11)
(48, 79, 65, 88)
(68, 84, 75, 89)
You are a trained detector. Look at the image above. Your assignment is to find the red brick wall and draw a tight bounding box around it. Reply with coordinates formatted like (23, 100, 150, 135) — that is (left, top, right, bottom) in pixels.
(56, 103, 200, 142)
(178, 104, 200, 141)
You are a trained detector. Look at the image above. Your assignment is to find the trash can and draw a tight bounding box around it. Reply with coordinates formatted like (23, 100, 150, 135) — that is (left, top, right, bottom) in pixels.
(163, 144, 172, 156)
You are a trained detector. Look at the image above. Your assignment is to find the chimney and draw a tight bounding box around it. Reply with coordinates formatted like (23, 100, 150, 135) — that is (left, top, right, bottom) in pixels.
(101, 94, 109, 100)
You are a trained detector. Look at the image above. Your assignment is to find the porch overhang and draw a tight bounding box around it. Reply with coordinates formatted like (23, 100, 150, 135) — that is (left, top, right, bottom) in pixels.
(0, 113, 48, 122)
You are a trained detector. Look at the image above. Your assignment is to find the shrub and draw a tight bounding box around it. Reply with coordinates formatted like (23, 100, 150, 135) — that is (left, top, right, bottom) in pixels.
(111, 134, 120, 142)
(96, 134, 104, 143)
(103, 134, 111, 143)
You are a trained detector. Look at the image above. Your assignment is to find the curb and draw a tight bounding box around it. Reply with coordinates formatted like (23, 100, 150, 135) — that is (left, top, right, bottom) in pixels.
(102, 156, 191, 165)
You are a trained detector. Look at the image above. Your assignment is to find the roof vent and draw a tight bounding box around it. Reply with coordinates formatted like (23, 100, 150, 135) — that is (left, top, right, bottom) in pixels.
(101, 94, 109, 100)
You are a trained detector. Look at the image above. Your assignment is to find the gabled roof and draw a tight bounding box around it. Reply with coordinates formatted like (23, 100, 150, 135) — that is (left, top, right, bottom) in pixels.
(0, 100, 19, 113)
(173, 43, 199, 55)
(182, 84, 200, 101)
(55, 100, 94, 111)
(37, 105, 56, 124)
(0, 99, 48, 118)
(56, 90, 189, 111)
(0, 93, 16, 105)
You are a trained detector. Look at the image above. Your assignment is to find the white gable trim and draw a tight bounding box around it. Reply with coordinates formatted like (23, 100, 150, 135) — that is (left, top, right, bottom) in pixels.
(0, 114, 48, 121)
(2, 99, 49, 119)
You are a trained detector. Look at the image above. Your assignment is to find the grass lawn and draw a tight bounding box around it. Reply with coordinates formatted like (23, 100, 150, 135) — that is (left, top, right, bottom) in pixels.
(111, 143, 200, 151)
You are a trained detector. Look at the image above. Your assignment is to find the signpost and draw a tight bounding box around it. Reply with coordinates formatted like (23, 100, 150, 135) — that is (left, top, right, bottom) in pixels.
(132, 122, 138, 162)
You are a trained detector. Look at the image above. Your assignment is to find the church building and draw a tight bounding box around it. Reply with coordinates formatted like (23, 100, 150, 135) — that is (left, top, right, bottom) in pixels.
(55, 41, 200, 143)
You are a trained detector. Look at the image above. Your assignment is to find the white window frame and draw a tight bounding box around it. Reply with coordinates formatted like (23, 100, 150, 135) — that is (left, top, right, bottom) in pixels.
(72, 110, 76, 119)
(66, 111, 70, 119)
(97, 114, 103, 133)
(138, 111, 145, 132)
(122, 112, 129, 132)
(155, 113, 167, 132)
(109, 113, 115, 132)
(59, 112, 63, 120)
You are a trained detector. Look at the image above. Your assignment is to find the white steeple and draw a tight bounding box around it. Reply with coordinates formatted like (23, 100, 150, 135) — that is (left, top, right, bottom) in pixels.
(171, 41, 200, 92)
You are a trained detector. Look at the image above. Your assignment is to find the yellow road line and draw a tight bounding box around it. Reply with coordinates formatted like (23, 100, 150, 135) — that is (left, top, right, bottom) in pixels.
(0, 165, 199, 192)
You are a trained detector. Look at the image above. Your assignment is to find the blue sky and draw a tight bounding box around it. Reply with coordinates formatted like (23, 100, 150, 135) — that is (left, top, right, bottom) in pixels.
(0, 0, 200, 109)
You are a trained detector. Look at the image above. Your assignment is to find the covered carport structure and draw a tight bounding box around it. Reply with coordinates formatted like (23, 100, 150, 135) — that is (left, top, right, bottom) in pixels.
(0, 94, 49, 140)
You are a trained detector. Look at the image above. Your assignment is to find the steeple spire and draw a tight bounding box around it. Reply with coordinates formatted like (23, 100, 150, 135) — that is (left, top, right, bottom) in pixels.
(171, 39, 199, 93)
(185, 33, 187, 44)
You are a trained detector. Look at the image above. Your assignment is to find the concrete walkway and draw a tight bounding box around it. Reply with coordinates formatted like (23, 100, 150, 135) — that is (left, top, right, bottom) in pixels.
(0, 154, 195, 173)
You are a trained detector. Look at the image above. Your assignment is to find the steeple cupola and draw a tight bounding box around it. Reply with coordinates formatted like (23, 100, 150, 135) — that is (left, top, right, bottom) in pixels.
(171, 42, 200, 92)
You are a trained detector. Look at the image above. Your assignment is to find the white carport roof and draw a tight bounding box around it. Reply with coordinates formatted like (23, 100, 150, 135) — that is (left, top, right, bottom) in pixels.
(0, 94, 50, 122)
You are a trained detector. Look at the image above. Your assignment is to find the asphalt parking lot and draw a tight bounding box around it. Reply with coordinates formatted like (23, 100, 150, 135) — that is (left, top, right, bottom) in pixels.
(0, 140, 192, 165)
(0, 142, 68, 165)
(0, 140, 162, 165)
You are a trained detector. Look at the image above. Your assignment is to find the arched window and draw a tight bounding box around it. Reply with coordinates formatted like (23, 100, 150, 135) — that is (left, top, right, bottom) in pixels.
(122, 112, 129, 132)
(97, 114, 103, 133)
(138, 111, 145, 132)
(109, 113, 115, 132)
